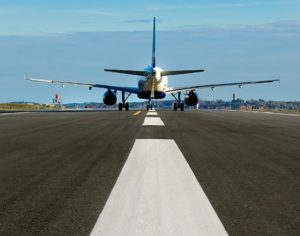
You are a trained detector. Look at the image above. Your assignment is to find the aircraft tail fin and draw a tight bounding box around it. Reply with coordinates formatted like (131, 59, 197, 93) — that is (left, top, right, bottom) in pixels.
(152, 17, 156, 68)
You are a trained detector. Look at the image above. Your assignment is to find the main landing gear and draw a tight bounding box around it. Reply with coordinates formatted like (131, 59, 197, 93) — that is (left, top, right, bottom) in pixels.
(118, 91, 131, 111)
(118, 102, 129, 111)
(171, 92, 184, 111)
(146, 99, 153, 110)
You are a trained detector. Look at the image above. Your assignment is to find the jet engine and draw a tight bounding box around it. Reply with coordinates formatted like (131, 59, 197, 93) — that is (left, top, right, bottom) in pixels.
(184, 90, 198, 106)
(103, 90, 117, 105)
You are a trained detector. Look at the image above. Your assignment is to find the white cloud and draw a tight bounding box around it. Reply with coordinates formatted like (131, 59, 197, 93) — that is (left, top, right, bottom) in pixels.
(71, 9, 120, 16)
(146, 0, 300, 11)
(123, 18, 162, 24)
(168, 20, 300, 37)
(0, 7, 19, 15)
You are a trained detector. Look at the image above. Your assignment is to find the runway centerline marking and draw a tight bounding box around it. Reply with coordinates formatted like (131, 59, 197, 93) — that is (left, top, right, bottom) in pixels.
(132, 111, 141, 116)
(143, 117, 164, 126)
(146, 111, 158, 116)
(90, 139, 228, 236)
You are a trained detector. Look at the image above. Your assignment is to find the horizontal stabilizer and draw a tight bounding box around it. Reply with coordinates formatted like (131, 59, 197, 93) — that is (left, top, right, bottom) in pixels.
(104, 69, 147, 76)
(161, 69, 204, 76)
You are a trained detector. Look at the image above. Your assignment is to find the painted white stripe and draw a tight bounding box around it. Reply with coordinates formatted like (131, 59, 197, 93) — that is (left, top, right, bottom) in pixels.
(91, 139, 228, 236)
(143, 117, 164, 126)
(262, 111, 300, 117)
(229, 110, 300, 117)
(146, 111, 158, 116)
(0, 112, 31, 116)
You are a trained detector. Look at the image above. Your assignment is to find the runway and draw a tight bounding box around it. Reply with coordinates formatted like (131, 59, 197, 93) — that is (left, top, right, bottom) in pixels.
(0, 110, 299, 235)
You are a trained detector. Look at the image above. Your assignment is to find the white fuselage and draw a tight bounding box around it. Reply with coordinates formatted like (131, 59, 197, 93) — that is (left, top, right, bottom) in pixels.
(138, 67, 168, 99)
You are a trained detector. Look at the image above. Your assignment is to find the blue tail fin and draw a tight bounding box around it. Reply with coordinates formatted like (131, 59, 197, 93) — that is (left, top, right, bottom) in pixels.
(152, 17, 156, 68)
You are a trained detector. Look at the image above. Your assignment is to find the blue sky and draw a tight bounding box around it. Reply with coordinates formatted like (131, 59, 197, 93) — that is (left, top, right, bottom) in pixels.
(0, 0, 299, 103)
(1, 0, 300, 34)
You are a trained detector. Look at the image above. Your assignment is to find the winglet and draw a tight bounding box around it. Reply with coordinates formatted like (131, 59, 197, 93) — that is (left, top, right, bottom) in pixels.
(152, 17, 156, 68)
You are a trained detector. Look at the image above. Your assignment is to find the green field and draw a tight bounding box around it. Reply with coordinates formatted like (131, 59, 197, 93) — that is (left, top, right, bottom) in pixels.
(0, 103, 52, 111)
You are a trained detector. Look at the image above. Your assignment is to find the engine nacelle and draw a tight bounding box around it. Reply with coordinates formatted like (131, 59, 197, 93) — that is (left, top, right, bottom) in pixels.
(103, 90, 117, 105)
(184, 90, 198, 106)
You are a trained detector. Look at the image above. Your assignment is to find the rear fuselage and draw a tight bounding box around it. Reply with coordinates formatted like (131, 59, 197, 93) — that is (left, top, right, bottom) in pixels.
(137, 66, 168, 99)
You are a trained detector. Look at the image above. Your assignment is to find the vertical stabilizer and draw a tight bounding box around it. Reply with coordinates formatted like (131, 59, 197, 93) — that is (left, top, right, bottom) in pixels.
(152, 17, 156, 68)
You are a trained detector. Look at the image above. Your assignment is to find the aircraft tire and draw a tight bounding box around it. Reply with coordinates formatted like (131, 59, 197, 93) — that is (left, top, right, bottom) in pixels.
(180, 103, 184, 111)
(125, 103, 129, 111)
(118, 103, 123, 111)
(173, 103, 178, 111)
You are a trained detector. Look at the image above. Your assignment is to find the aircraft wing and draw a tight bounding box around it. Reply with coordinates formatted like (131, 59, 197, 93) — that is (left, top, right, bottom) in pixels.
(25, 77, 139, 94)
(165, 79, 280, 93)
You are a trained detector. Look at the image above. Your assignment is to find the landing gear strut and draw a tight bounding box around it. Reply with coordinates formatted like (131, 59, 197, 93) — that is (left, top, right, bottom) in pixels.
(171, 92, 184, 111)
(146, 99, 153, 110)
(118, 91, 131, 111)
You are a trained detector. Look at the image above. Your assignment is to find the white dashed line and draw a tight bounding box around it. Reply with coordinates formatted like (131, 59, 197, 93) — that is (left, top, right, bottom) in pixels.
(143, 117, 164, 126)
(146, 111, 158, 116)
(90, 139, 228, 236)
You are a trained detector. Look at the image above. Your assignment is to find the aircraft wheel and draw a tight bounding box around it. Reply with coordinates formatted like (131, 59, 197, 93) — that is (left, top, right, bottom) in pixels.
(146, 105, 149, 110)
(180, 103, 184, 111)
(173, 103, 178, 111)
(118, 103, 123, 111)
(125, 103, 129, 111)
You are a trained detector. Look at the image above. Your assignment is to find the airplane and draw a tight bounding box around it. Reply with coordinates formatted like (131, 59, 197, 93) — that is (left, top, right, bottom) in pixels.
(26, 17, 279, 111)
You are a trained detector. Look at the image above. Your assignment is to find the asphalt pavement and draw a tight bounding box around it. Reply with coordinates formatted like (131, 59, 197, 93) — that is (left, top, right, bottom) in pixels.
(0, 110, 299, 235)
